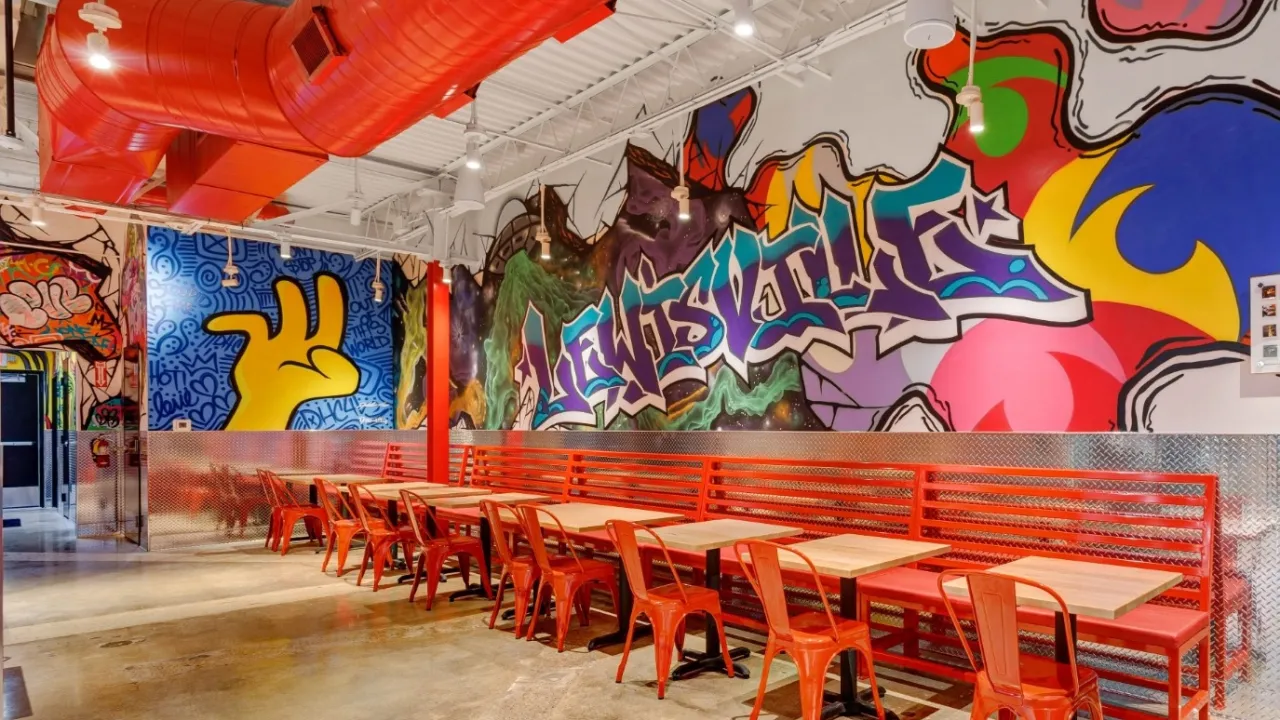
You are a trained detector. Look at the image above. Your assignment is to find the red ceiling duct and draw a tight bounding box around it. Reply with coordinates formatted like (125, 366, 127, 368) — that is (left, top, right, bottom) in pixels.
(36, 0, 615, 222)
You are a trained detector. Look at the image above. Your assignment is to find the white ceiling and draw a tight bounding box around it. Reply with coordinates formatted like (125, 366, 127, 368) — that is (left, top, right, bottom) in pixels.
(1, 0, 918, 258)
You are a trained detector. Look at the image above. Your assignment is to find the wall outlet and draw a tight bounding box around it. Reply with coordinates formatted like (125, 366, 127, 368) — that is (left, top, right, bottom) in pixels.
(171, 419, 192, 432)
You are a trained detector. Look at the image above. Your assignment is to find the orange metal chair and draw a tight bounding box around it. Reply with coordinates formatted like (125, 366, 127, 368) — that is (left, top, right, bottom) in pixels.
(481, 499, 541, 636)
(936, 569, 1104, 720)
(736, 540, 885, 720)
(349, 484, 417, 591)
(518, 504, 620, 652)
(264, 471, 326, 556)
(399, 489, 492, 609)
(257, 470, 284, 549)
(607, 520, 734, 699)
(315, 478, 365, 576)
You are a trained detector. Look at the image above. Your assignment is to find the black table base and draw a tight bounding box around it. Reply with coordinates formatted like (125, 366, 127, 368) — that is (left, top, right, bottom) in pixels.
(822, 686, 893, 720)
(671, 646, 751, 680)
(817, 576, 898, 720)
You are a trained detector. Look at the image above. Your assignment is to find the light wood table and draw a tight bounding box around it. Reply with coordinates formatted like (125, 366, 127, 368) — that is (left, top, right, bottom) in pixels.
(524, 503, 685, 652)
(944, 556, 1183, 666)
(642, 519, 802, 681)
(360, 482, 450, 498)
(762, 534, 951, 720)
(281, 473, 389, 486)
(274, 469, 331, 478)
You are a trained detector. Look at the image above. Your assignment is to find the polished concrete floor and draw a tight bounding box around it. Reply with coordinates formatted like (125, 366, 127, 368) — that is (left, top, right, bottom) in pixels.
(2, 510, 972, 720)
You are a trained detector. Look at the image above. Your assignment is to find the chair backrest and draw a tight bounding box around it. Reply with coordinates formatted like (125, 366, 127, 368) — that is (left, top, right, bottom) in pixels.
(735, 540, 841, 644)
(264, 471, 301, 508)
(481, 500, 521, 567)
(348, 484, 389, 534)
(605, 520, 688, 605)
(517, 504, 584, 573)
(314, 478, 353, 524)
(936, 569, 1080, 697)
(399, 489, 437, 545)
(257, 470, 280, 508)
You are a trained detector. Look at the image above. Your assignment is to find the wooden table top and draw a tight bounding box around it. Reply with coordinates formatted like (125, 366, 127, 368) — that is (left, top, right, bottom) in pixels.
(764, 534, 951, 579)
(643, 519, 802, 552)
(273, 469, 331, 478)
(532, 503, 684, 533)
(364, 485, 491, 501)
(359, 482, 444, 494)
(943, 556, 1184, 620)
(429, 492, 552, 508)
(281, 473, 388, 486)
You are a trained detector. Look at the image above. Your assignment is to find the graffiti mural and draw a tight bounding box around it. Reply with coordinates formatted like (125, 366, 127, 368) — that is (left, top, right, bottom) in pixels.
(392, 255, 428, 429)
(147, 229, 394, 430)
(0, 211, 137, 429)
(452, 1, 1280, 433)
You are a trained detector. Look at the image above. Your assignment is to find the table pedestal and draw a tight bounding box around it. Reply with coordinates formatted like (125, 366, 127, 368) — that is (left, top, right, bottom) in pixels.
(671, 548, 751, 680)
(588, 557, 651, 650)
(821, 577, 894, 720)
(450, 516, 493, 602)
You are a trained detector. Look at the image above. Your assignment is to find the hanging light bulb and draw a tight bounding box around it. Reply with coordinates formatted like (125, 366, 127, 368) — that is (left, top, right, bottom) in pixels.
(463, 102, 486, 171)
(371, 256, 385, 303)
(672, 143, 691, 221)
(453, 166, 486, 213)
(536, 183, 551, 260)
(79, 2, 121, 71)
(731, 0, 756, 37)
(957, 0, 985, 135)
(221, 233, 241, 288)
(443, 264, 454, 285)
(29, 200, 47, 227)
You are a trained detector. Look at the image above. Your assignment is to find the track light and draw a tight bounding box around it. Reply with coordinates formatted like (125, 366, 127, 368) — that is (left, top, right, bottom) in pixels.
(29, 201, 46, 227)
(79, 2, 121, 71)
(463, 102, 486, 171)
(278, 239, 293, 261)
(731, 0, 756, 37)
(372, 256, 385, 303)
(221, 234, 240, 288)
(349, 196, 363, 226)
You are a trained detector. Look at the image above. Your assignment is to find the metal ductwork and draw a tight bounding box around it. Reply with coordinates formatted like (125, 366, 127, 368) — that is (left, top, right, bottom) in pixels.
(35, 0, 616, 222)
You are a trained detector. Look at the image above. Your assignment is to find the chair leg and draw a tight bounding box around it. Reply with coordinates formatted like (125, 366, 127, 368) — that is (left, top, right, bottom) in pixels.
(792, 647, 840, 720)
(280, 515, 299, 556)
(1199, 635, 1212, 720)
(409, 553, 426, 603)
(356, 544, 372, 586)
(424, 547, 450, 610)
(489, 570, 510, 630)
(322, 527, 337, 573)
(334, 528, 358, 577)
(371, 542, 393, 591)
(553, 578, 577, 651)
(615, 609, 641, 686)
(858, 644, 886, 720)
(710, 612, 734, 679)
(750, 639, 777, 720)
(527, 579, 548, 641)
(651, 611, 677, 700)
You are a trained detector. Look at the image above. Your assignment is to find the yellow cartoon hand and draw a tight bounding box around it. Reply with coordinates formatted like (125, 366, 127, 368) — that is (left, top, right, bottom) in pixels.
(204, 273, 360, 430)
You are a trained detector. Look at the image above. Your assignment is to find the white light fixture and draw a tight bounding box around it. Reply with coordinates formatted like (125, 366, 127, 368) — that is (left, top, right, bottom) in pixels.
(536, 182, 551, 261)
(29, 201, 46, 227)
(463, 102, 486, 171)
(904, 0, 956, 49)
(221, 233, 240, 288)
(453, 165, 486, 213)
(349, 159, 364, 226)
(672, 143, 691, 221)
(730, 0, 756, 37)
(79, 2, 121, 71)
(443, 265, 454, 285)
(371, 256, 385, 303)
(956, 0, 984, 135)
(391, 209, 406, 235)
(278, 236, 293, 261)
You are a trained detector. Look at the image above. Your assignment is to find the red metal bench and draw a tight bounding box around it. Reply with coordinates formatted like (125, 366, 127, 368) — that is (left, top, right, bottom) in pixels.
(857, 465, 1215, 720)
(381, 442, 428, 482)
(448, 443, 1223, 720)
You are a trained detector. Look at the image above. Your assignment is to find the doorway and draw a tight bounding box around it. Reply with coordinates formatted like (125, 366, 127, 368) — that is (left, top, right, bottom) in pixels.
(1, 370, 43, 508)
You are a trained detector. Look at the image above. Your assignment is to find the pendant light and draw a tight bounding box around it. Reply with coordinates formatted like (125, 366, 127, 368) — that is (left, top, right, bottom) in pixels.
(371, 255, 385, 303)
(278, 235, 293, 261)
(29, 199, 46, 227)
(463, 102, 485, 171)
(221, 233, 240, 288)
(671, 143, 691, 221)
(536, 182, 551, 261)
(956, 0, 985, 134)
(79, 1, 121, 71)
(903, 0, 956, 49)
(730, 0, 756, 37)
(349, 159, 364, 226)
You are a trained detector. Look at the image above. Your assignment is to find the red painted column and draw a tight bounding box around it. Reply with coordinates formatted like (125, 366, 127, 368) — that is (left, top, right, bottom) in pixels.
(425, 261, 451, 483)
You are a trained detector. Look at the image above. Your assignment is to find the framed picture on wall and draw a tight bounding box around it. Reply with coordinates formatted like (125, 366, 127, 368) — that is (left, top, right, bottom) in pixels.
(1250, 274, 1280, 373)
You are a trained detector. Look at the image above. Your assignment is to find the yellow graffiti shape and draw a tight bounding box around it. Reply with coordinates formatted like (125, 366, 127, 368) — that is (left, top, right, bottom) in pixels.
(205, 273, 360, 430)
(1023, 152, 1238, 340)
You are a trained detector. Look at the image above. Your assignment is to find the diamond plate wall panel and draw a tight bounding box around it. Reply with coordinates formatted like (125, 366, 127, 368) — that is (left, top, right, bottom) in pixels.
(146, 431, 426, 550)
(452, 430, 1278, 720)
(74, 430, 119, 537)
